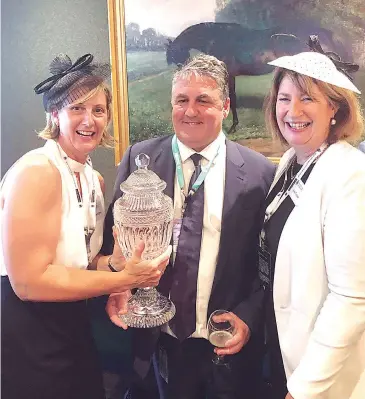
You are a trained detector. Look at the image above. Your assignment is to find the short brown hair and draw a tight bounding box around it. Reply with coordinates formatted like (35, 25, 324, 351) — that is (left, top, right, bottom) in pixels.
(264, 68, 364, 145)
(172, 54, 229, 102)
(38, 82, 113, 147)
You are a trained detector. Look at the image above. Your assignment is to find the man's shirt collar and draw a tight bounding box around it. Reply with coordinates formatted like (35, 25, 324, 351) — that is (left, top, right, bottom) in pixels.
(176, 131, 226, 163)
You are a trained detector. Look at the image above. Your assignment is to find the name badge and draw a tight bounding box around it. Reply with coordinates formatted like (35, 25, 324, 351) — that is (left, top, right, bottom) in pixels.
(258, 245, 272, 291)
(288, 178, 304, 206)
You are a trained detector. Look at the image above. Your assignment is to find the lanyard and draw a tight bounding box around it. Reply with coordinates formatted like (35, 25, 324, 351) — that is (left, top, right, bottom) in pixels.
(171, 135, 220, 200)
(260, 143, 328, 245)
(57, 143, 96, 211)
(57, 143, 96, 262)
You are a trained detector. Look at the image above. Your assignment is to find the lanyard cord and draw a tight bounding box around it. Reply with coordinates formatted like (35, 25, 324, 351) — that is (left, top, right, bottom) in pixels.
(171, 135, 220, 202)
(260, 144, 328, 245)
(57, 144, 96, 235)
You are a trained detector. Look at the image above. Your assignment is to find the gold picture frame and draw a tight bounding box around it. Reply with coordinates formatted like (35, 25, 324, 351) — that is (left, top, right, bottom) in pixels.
(107, 0, 129, 165)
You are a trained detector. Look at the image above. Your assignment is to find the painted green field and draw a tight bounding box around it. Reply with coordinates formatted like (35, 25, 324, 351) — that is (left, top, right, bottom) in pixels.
(126, 51, 170, 81)
(126, 51, 365, 145)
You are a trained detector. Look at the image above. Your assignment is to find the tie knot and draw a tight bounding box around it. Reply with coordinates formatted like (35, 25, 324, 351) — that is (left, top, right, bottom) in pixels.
(190, 153, 202, 167)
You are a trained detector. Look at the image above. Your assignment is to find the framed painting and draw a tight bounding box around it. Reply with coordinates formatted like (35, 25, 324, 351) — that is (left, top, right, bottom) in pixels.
(107, 0, 365, 164)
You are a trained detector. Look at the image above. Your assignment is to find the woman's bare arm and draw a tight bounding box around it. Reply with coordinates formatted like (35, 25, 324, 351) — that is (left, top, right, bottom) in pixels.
(2, 155, 169, 302)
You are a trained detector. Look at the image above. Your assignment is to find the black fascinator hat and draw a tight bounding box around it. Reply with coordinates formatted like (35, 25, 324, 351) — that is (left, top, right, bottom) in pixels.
(34, 53, 111, 111)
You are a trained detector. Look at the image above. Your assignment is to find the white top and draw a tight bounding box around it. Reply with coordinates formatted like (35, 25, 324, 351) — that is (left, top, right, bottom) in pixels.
(0, 139, 105, 276)
(164, 132, 226, 339)
(271, 141, 365, 399)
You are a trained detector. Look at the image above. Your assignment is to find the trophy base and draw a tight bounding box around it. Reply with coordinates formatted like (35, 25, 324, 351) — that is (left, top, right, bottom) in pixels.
(119, 287, 176, 328)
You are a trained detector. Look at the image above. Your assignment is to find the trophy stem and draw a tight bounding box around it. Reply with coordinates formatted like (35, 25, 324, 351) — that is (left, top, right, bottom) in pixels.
(119, 287, 176, 328)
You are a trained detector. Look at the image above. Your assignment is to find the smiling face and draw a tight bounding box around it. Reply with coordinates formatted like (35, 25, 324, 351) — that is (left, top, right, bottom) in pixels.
(276, 75, 336, 161)
(53, 89, 109, 162)
(171, 74, 230, 151)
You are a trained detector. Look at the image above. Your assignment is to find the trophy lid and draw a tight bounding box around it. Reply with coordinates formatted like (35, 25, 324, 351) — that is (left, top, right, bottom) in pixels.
(120, 153, 166, 194)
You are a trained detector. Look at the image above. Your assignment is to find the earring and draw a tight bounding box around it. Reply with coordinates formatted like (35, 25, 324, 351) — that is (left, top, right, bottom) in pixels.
(331, 118, 336, 126)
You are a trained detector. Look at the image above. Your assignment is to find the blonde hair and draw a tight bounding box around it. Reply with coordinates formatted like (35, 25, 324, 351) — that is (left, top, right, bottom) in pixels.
(264, 68, 364, 145)
(38, 82, 114, 147)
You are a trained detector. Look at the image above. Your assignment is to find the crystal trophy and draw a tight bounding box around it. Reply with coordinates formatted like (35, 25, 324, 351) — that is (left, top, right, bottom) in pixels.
(113, 153, 176, 328)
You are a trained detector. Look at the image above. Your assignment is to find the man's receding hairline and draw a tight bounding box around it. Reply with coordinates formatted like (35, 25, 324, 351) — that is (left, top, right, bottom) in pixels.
(172, 75, 220, 91)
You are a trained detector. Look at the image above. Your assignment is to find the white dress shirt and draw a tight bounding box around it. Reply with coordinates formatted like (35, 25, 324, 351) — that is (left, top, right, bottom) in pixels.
(164, 132, 226, 339)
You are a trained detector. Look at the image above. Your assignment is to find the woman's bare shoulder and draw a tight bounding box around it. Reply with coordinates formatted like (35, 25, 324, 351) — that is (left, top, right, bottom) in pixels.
(2, 153, 61, 204)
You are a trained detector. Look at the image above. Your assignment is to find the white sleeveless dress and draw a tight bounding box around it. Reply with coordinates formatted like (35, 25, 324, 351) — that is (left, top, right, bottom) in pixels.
(1, 139, 106, 399)
(1, 138, 105, 275)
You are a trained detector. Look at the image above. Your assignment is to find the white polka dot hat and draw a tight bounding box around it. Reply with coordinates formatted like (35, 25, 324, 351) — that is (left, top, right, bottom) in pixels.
(268, 39, 361, 94)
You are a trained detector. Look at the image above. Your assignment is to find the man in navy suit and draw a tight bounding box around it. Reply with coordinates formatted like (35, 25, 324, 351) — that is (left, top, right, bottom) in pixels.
(103, 54, 275, 399)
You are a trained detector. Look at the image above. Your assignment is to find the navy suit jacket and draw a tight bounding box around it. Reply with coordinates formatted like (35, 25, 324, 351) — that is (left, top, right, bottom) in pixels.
(102, 134, 275, 377)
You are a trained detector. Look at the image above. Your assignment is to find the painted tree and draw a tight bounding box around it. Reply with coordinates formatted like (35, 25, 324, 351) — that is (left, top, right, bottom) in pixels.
(126, 23, 141, 49)
(216, 0, 364, 38)
(215, 0, 365, 62)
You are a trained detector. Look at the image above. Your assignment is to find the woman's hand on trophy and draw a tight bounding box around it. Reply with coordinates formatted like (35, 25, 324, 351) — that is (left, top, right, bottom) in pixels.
(124, 243, 172, 288)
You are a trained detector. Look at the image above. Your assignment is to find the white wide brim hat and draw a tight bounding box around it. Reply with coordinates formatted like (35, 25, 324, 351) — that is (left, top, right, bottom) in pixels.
(268, 52, 361, 94)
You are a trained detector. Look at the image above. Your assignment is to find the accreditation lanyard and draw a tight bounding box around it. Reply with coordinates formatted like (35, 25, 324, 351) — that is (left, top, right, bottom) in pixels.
(57, 142, 96, 262)
(172, 135, 220, 207)
(260, 143, 328, 247)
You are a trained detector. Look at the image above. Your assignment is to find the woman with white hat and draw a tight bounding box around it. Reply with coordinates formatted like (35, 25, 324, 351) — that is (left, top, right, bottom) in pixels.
(261, 36, 365, 399)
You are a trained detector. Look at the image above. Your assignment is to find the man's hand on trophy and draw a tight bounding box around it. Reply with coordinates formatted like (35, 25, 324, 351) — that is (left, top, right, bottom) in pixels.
(106, 291, 132, 329)
(124, 242, 172, 288)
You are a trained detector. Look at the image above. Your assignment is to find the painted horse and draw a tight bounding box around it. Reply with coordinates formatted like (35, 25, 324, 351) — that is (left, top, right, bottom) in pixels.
(166, 22, 349, 133)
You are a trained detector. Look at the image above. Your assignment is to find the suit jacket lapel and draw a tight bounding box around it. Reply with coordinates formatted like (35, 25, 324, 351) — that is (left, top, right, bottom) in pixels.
(267, 147, 295, 196)
(152, 136, 175, 200)
(152, 136, 175, 296)
(212, 140, 246, 292)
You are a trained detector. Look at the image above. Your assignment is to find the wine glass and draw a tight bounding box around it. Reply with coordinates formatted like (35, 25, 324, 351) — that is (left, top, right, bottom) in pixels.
(207, 309, 234, 366)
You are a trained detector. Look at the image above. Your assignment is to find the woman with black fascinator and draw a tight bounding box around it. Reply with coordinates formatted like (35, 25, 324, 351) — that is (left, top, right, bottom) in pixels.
(0, 54, 171, 399)
(261, 36, 365, 399)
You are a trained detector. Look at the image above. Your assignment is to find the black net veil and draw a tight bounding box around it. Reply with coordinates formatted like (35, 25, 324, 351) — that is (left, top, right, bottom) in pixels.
(34, 53, 111, 112)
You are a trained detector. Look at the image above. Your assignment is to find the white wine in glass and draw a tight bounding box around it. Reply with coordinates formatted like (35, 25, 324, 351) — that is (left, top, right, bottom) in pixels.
(209, 330, 234, 348)
(207, 309, 234, 366)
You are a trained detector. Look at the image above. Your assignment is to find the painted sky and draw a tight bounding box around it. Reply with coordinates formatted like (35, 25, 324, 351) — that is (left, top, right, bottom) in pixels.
(124, 0, 217, 37)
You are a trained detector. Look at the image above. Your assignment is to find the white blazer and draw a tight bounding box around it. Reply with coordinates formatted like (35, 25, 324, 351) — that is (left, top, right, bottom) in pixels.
(270, 141, 365, 399)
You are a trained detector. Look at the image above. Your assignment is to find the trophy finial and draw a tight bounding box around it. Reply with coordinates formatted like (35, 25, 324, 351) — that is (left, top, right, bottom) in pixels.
(135, 153, 150, 169)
